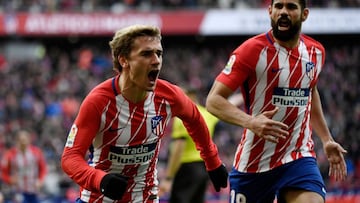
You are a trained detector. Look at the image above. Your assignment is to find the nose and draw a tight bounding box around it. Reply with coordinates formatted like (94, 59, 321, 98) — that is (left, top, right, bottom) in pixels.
(279, 6, 289, 16)
(152, 53, 161, 64)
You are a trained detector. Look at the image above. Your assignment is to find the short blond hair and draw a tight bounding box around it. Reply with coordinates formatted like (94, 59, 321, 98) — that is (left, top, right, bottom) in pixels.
(109, 25, 161, 72)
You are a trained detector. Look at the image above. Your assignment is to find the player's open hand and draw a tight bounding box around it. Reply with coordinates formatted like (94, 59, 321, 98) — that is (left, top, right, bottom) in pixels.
(324, 140, 347, 181)
(250, 107, 289, 143)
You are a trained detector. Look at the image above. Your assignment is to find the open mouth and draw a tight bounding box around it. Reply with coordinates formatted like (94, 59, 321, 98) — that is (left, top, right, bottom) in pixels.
(278, 18, 291, 30)
(148, 70, 160, 82)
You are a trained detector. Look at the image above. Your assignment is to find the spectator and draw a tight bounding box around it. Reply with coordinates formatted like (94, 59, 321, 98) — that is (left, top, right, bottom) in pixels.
(0, 129, 47, 203)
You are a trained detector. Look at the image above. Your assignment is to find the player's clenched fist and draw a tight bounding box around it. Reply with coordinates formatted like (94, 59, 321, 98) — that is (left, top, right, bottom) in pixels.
(100, 173, 128, 200)
(208, 164, 228, 192)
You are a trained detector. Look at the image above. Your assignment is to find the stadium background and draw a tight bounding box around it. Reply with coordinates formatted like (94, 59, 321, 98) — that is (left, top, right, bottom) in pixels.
(0, 0, 359, 202)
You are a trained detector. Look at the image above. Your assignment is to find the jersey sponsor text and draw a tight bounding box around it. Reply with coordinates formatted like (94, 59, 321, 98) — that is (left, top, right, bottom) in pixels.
(108, 143, 157, 164)
(272, 87, 309, 107)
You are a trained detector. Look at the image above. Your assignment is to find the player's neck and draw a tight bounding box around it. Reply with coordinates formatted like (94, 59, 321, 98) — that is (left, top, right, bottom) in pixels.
(18, 146, 27, 154)
(118, 75, 147, 103)
(272, 31, 300, 49)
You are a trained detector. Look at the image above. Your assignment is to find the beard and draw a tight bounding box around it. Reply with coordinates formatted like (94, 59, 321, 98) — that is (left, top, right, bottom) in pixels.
(271, 17, 302, 42)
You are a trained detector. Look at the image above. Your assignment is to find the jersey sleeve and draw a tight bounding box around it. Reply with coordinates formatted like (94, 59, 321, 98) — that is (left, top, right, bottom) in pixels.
(198, 106, 219, 136)
(171, 117, 188, 139)
(61, 95, 107, 192)
(0, 150, 13, 184)
(171, 86, 222, 171)
(216, 38, 259, 91)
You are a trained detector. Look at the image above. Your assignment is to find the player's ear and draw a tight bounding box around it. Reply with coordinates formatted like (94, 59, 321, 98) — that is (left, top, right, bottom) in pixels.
(268, 5, 272, 15)
(119, 56, 128, 68)
(301, 8, 309, 22)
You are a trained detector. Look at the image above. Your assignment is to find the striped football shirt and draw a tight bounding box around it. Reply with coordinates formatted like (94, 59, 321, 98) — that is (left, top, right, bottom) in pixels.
(216, 30, 325, 173)
(61, 76, 221, 203)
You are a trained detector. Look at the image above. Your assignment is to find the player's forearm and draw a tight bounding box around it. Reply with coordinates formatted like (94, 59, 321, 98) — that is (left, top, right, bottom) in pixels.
(206, 93, 252, 129)
(183, 110, 221, 171)
(61, 148, 106, 192)
(310, 87, 333, 143)
(189, 116, 222, 171)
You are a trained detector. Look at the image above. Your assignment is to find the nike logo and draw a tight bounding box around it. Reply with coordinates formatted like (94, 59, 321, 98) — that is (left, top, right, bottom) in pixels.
(271, 67, 284, 73)
(108, 127, 125, 132)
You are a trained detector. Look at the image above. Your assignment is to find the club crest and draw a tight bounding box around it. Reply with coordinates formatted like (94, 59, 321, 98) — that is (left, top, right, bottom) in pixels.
(305, 62, 315, 80)
(151, 115, 163, 135)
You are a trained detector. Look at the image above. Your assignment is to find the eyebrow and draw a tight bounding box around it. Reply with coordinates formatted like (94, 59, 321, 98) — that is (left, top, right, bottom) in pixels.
(274, 2, 299, 8)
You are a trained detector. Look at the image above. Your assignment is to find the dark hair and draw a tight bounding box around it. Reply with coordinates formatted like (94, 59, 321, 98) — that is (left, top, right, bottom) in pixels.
(271, 0, 307, 10)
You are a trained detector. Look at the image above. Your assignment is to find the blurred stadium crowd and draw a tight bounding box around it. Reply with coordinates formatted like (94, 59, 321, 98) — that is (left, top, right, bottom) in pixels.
(0, 1, 359, 203)
(0, 0, 359, 13)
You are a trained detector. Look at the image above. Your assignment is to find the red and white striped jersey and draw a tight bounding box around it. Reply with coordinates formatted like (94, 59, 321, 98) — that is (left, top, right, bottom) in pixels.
(216, 30, 325, 173)
(1, 145, 47, 193)
(61, 76, 221, 203)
